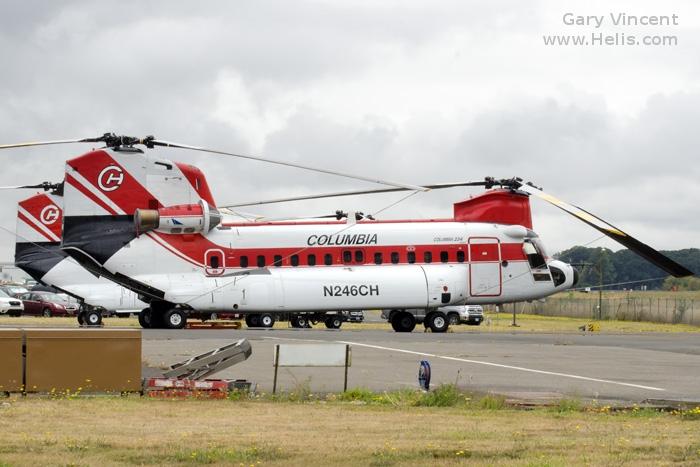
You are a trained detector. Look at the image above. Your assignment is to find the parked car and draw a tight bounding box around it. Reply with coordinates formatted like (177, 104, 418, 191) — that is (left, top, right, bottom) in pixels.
(0, 284, 30, 298)
(0, 289, 24, 316)
(380, 305, 484, 332)
(18, 292, 74, 317)
(342, 310, 365, 322)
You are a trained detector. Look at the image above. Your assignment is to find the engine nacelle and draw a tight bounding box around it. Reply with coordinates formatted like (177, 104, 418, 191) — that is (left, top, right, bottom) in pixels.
(135, 200, 221, 235)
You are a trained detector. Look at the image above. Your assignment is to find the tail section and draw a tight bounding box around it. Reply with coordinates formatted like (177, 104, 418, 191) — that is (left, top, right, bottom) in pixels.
(15, 193, 65, 282)
(62, 148, 215, 266)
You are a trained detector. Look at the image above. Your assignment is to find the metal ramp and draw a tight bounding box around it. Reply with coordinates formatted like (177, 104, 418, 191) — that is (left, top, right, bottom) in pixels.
(163, 338, 252, 380)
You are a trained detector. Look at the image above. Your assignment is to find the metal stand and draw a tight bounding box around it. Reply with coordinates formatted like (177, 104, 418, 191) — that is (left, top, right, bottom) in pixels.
(164, 339, 252, 380)
(273, 344, 280, 394)
(510, 302, 520, 327)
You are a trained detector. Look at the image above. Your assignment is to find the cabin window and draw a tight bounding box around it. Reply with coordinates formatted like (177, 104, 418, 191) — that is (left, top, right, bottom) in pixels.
(407, 251, 416, 264)
(355, 250, 364, 263)
(324, 253, 333, 266)
(440, 251, 448, 263)
(291, 255, 299, 267)
(391, 252, 399, 264)
(171, 228, 182, 234)
(456, 251, 465, 263)
(343, 250, 352, 264)
(523, 240, 546, 269)
(424, 251, 432, 263)
(257, 255, 265, 268)
(184, 227, 195, 234)
(240, 256, 248, 268)
(374, 252, 383, 265)
(273, 255, 283, 267)
(307, 254, 316, 266)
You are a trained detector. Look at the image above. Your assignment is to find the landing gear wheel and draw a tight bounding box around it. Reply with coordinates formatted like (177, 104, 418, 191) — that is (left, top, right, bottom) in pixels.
(324, 316, 342, 329)
(151, 310, 165, 329)
(84, 310, 103, 327)
(260, 313, 275, 328)
(77, 311, 85, 325)
(427, 312, 449, 333)
(138, 308, 152, 329)
(210, 312, 218, 321)
(391, 312, 416, 333)
(246, 314, 261, 328)
(290, 316, 300, 328)
(448, 313, 460, 325)
(296, 316, 310, 328)
(42, 308, 51, 318)
(163, 309, 186, 329)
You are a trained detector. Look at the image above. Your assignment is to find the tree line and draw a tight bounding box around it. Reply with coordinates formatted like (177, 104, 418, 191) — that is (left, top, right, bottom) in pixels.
(553, 246, 700, 290)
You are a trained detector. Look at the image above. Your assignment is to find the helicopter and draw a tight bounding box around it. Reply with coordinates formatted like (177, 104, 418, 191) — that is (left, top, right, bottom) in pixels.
(1, 133, 693, 331)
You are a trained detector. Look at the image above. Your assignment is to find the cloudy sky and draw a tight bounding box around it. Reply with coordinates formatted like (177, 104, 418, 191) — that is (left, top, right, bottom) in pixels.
(0, 0, 698, 263)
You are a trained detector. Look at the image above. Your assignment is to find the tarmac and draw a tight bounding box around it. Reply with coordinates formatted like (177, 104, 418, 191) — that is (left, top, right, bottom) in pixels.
(142, 327, 700, 404)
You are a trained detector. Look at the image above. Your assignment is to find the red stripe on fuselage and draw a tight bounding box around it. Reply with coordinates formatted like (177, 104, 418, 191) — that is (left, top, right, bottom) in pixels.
(147, 230, 528, 271)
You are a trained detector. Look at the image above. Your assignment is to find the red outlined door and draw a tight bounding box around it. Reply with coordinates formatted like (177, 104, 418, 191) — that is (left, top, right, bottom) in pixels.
(468, 237, 502, 297)
(205, 249, 225, 276)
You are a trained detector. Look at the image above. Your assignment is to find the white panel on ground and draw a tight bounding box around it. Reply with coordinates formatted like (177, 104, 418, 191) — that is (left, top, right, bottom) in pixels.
(275, 344, 350, 367)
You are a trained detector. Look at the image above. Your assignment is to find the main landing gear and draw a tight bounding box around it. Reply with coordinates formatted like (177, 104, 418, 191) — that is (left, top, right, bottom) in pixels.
(138, 303, 187, 329)
(245, 313, 275, 328)
(77, 307, 103, 327)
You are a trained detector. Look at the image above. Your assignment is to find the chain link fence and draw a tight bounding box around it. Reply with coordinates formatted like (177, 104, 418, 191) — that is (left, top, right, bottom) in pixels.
(518, 296, 700, 325)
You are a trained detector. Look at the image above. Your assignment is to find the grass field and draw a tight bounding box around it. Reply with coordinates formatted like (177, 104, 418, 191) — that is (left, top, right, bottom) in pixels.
(555, 290, 700, 300)
(2, 311, 700, 334)
(0, 389, 699, 466)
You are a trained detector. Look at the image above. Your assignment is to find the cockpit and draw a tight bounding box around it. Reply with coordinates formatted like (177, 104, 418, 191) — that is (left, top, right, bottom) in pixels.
(523, 232, 573, 287)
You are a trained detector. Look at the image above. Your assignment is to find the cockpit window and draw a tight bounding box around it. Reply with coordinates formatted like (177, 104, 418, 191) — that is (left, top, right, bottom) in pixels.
(523, 240, 547, 270)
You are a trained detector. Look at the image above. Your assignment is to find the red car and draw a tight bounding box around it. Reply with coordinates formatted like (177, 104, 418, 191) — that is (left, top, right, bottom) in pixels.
(19, 292, 74, 317)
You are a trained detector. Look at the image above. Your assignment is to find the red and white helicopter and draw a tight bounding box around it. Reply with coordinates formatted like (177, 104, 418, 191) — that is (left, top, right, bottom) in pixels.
(2, 133, 693, 332)
(15, 192, 147, 324)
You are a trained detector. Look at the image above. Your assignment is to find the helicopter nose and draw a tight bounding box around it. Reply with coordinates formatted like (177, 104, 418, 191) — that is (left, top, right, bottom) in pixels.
(548, 260, 577, 288)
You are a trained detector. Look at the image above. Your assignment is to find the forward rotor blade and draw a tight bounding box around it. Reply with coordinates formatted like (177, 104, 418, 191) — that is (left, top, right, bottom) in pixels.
(150, 139, 428, 192)
(518, 183, 694, 278)
(220, 181, 487, 208)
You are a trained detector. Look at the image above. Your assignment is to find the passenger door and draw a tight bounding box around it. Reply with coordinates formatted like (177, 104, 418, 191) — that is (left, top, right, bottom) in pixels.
(468, 237, 502, 297)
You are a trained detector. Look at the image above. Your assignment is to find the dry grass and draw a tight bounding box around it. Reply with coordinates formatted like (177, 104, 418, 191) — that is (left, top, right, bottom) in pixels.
(0, 397, 699, 466)
(471, 312, 700, 334)
(556, 290, 700, 300)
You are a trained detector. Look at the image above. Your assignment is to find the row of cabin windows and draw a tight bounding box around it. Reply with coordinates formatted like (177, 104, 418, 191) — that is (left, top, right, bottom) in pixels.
(235, 249, 467, 268)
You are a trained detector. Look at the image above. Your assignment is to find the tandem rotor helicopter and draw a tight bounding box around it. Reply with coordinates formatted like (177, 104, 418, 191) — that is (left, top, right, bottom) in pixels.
(1, 133, 693, 332)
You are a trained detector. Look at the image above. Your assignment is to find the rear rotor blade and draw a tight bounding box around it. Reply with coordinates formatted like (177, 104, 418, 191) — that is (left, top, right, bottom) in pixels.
(0, 138, 88, 150)
(0, 182, 60, 191)
(150, 139, 429, 192)
(518, 183, 694, 278)
(220, 181, 487, 208)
